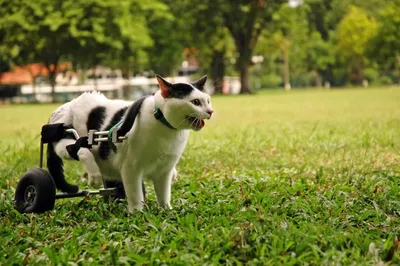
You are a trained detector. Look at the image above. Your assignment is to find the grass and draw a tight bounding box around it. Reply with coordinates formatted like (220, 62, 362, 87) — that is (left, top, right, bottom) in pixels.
(1, 87, 400, 265)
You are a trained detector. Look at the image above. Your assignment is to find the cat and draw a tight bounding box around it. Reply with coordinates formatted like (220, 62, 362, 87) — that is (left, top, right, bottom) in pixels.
(47, 75, 213, 212)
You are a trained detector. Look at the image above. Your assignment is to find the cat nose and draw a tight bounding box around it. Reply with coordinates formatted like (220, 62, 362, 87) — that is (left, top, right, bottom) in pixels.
(207, 110, 214, 116)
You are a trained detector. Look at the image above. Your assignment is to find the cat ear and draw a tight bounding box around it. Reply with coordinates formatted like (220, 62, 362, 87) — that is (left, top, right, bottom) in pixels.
(192, 75, 207, 91)
(156, 75, 172, 98)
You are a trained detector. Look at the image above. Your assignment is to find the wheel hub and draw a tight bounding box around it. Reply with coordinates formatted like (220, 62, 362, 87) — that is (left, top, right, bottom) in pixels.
(24, 185, 36, 204)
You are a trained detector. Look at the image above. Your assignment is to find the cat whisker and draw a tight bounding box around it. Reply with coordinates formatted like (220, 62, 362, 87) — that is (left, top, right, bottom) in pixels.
(174, 112, 198, 128)
(210, 79, 219, 86)
(191, 119, 197, 129)
(189, 115, 198, 129)
(175, 118, 188, 128)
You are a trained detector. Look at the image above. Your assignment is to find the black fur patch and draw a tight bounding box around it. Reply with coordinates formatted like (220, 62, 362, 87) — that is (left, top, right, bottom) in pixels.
(117, 96, 149, 136)
(99, 106, 128, 160)
(87, 106, 106, 131)
(169, 83, 194, 99)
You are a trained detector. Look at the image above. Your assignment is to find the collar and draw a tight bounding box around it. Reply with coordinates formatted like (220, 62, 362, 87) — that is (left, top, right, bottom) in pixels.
(154, 106, 176, 130)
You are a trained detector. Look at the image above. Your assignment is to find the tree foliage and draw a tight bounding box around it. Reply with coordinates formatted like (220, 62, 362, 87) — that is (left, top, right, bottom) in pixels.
(336, 6, 377, 62)
(0, 0, 163, 100)
(336, 5, 377, 83)
(367, 3, 400, 76)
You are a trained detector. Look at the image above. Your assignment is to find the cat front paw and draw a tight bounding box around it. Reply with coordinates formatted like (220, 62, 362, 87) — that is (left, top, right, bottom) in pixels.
(162, 203, 172, 210)
(88, 172, 103, 188)
(128, 203, 144, 213)
(172, 168, 178, 182)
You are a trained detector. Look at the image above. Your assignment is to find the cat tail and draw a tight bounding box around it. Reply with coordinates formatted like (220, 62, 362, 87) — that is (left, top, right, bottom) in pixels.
(47, 142, 79, 193)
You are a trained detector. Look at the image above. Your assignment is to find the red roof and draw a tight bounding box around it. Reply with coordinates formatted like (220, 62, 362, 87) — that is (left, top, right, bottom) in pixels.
(0, 62, 71, 85)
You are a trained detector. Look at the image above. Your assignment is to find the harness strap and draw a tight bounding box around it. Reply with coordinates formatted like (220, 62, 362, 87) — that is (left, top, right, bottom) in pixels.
(66, 136, 91, 161)
(116, 95, 150, 137)
(107, 120, 123, 153)
(106, 95, 150, 153)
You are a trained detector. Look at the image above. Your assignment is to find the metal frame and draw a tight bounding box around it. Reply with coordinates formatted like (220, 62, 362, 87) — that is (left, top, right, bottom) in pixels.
(87, 129, 127, 146)
(54, 187, 116, 199)
(40, 128, 127, 167)
(38, 127, 128, 199)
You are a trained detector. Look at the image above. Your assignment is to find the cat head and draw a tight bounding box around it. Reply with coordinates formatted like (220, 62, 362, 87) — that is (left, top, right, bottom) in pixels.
(154, 75, 213, 131)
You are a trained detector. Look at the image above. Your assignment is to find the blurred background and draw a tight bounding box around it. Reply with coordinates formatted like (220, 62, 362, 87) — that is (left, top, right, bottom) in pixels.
(0, 0, 399, 103)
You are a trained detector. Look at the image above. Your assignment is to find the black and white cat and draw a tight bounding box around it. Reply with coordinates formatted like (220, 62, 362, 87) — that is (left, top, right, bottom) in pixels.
(47, 75, 213, 212)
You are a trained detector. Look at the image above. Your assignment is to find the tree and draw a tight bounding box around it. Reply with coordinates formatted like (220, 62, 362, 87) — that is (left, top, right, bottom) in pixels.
(176, 0, 235, 94)
(150, 0, 230, 94)
(207, 29, 234, 94)
(0, 29, 12, 75)
(151, 0, 285, 94)
(256, 2, 329, 89)
(104, 1, 170, 78)
(0, 0, 160, 102)
(222, 0, 286, 93)
(305, 32, 335, 86)
(367, 2, 400, 83)
(336, 5, 377, 84)
(270, 3, 311, 89)
(307, 0, 392, 86)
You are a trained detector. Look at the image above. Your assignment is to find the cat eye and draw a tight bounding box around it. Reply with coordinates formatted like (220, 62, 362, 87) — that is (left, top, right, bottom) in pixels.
(207, 98, 210, 104)
(191, 99, 201, 106)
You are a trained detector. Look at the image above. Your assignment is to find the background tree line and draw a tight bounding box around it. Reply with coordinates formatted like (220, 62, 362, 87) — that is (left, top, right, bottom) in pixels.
(0, 0, 399, 98)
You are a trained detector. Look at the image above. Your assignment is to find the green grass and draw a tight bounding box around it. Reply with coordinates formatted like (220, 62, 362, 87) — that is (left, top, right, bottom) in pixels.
(1, 87, 400, 265)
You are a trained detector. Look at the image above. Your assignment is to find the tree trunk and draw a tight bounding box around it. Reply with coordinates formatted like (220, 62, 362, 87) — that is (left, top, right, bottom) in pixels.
(44, 57, 59, 103)
(210, 49, 225, 94)
(235, 39, 254, 94)
(397, 55, 400, 84)
(282, 48, 291, 91)
(93, 65, 98, 90)
(26, 68, 37, 102)
(49, 70, 57, 103)
(316, 72, 322, 87)
(239, 60, 252, 94)
(32, 79, 37, 102)
(321, 68, 333, 87)
(359, 58, 365, 86)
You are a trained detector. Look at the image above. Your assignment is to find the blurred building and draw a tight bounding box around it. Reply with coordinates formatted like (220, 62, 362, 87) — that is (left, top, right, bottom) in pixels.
(0, 62, 193, 102)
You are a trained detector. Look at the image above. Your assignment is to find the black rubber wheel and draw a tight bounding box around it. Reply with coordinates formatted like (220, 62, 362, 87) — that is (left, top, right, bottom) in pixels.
(14, 168, 56, 213)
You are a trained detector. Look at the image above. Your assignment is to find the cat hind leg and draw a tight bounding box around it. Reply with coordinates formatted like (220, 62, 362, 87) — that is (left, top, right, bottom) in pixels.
(53, 138, 102, 189)
(76, 148, 102, 188)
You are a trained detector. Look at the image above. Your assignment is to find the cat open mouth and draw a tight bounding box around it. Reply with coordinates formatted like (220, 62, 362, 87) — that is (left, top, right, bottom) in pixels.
(187, 115, 205, 129)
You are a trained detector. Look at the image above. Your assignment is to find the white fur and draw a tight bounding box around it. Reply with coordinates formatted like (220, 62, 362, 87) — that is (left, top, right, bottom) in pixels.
(49, 82, 213, 212)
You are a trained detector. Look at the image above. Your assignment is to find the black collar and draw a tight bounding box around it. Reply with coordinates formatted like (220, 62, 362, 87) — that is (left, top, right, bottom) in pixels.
(153, 107, 176, 129)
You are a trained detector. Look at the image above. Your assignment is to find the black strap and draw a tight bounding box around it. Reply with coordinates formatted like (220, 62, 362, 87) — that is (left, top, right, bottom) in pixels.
(41, 123, 71, 143)
(66, 137, 92, 161)
(117, 95, 150, 137)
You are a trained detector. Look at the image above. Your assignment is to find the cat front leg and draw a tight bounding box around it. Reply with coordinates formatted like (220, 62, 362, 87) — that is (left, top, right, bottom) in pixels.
(121, 166, 145, 212)
(172, 168, 178, 182)
(153, 169, 175, 209)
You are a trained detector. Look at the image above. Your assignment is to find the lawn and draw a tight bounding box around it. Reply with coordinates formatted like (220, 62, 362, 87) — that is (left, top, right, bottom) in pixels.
(1, 87, 400, 265)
